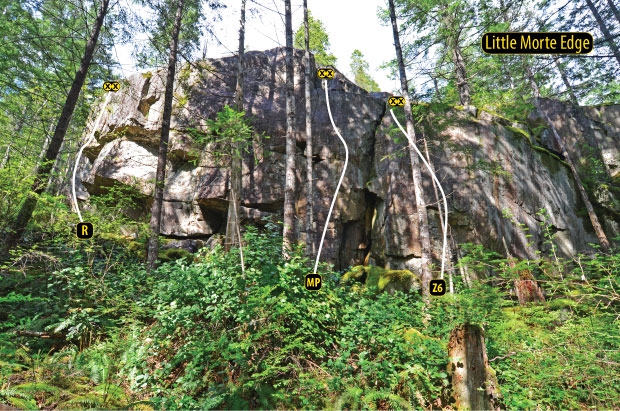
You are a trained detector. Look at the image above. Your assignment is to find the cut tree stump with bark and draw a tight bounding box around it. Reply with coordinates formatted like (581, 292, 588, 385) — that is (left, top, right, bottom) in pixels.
(448, 323, 501, 411)
(502, 236, 545, 304)
(514, 277, 546, 305)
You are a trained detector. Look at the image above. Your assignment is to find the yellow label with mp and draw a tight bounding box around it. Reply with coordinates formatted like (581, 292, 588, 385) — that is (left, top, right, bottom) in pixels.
(305, 273, 322, 290)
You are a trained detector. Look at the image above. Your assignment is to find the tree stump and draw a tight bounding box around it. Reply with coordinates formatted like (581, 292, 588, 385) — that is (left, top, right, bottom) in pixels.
(514, 278, 546, 304)
(505, 254, 545, 305)
(447, 323, 501, 410)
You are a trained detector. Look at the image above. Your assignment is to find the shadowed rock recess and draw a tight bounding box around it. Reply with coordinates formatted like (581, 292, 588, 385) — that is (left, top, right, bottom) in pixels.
(77, 48, 620, 272)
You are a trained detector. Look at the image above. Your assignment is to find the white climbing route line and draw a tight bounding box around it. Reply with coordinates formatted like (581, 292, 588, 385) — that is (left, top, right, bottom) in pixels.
(389, 109, 449, 279)
(314, 79, 349, 273)
(72, 93, 112, 222)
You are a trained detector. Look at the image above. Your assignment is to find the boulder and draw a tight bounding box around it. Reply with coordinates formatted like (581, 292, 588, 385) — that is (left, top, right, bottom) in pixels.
(77, 47, 619, 269)
(342, 265, 420, 294)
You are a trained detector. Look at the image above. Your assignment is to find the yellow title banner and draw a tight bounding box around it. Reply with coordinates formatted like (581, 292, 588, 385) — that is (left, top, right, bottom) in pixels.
(481, 32, 593, 55)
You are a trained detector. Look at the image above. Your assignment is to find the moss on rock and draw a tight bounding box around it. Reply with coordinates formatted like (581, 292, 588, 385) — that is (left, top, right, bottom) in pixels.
(506, 125, 532, 144)
(341, 265, 368, 282)
(342, 265, 420, 294)
(158, 248, 193, 263)
(128, 241, 145, 259)
(532, 145, 571, 168)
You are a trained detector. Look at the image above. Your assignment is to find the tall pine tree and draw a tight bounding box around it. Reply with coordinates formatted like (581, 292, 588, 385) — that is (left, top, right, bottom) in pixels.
(146, 0, 186, 269)
(3, 0, 111, 253)
(388, 0, 433, 298)
(282, 0, 297, 256)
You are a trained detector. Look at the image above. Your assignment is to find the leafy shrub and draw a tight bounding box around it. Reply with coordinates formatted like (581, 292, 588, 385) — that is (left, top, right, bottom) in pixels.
(2, 214, 618, 409)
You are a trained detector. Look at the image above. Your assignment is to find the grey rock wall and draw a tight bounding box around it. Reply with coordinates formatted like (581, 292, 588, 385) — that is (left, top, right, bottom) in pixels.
(78, 47, 619, 273)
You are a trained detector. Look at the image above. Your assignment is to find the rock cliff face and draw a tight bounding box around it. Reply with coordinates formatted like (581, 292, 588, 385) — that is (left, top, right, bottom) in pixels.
(78, 47, 619, 272)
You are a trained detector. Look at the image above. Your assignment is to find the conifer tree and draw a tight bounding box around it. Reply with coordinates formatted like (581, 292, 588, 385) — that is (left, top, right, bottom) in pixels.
(147, 0, 186, 269)
(3, 0, 111, 252)
(282, 0, 297, 256)
(350, 49, 381, 92)
(387, 0, 433, 297)
(225, 0, 247, 252)
(388, 0, 475, 106)
(607, 0, 620, 25)
(294, 10, 337, 67)
(303, 0, 315, 256)
(585, 0, 620, 67)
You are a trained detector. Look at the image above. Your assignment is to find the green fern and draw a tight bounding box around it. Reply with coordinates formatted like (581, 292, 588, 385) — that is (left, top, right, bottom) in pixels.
(6, 396, 38, 410)
(361, 389, 411, 410)
(93, 383, 127, 402)
(334, 385, 364, 410)
(126, 400, 156, 410)
(66, 393, 105, 408)
(12, 382, 61, 393)
(0, 387, 37, 410)
(75, 351, 112, 385)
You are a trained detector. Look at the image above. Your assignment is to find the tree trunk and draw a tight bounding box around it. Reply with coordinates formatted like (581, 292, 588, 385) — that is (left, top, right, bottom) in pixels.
(52, 136, 76, 197)
(526, 65, 610, 252)
(585, 0, 620, 67)
(146, 0, 185, 270)
(452, 38, 471, 106)
(282, 0, 297, 256)
(422, 131, 454, 293)
(455, 240, 475, 288)
(432, 76, 440, 97)
(606, 0, 620, 26)
(553, 56, 579, 105)
(303, 0, 314, 257)
(225, 0, 246, 252)
(0, 144, 11, 170)
(448, 323, 501, 411)
(2, 0, 110, 253)
(45, 138, 63, 194)
(388, 0, 433, 298)
(0, 106, 28, 170)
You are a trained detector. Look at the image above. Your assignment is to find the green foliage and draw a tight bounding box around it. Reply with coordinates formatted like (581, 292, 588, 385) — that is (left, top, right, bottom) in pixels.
(451, 218, 620, 409)
(577, 141, 614, 195)
(467, 158, 513, 182)
(383, 0, 618, 115)
(294, 10, 337, 67)
(0, 345, 136, 409)
(0, 386, 37, 409)
(131, 0, 223, 69)
(2, 170, 619, 410)
(349, 49, 381, 92)
(1, 0, 618, 408)
(2, 218, 619, 409)
(187, 105, 261, 167)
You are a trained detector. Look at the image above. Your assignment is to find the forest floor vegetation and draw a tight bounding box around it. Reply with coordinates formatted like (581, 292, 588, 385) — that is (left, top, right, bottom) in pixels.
(0, 192, 619, 409)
